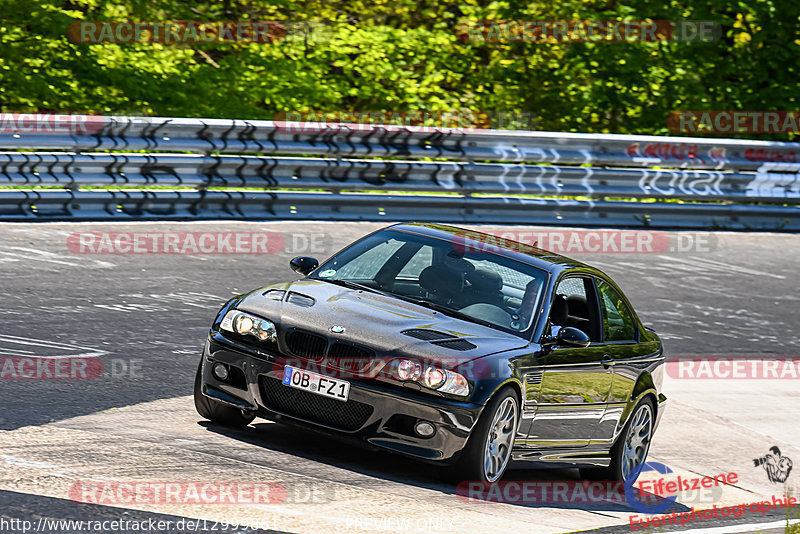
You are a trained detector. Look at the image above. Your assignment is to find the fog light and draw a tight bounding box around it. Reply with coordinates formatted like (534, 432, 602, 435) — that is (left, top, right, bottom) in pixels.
(212, 363, 229, 381)
(414, 421, 436, 438)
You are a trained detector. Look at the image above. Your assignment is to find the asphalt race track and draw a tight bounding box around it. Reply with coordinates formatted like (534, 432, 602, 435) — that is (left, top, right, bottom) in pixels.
(1, 221, 799, 534)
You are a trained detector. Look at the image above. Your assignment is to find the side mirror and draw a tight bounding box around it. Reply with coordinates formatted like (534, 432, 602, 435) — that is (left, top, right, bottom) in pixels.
(290, 256, 319, 276)
(556, 327, 591, 348)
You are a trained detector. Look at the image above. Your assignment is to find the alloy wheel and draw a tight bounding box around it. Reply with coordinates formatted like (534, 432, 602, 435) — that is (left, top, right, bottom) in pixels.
(621, 402, 653, 481)
(483, 397, 517, 482)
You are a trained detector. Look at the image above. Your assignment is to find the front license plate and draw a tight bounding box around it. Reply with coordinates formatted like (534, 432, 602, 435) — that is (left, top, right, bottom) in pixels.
(282, 365, 350, 402)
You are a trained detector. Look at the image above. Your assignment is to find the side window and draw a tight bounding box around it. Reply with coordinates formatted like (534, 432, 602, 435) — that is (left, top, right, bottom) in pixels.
(555, 277, 586, 298)
(596, 279, 636, 342)
(397, 246, 433, 279)
(551, 276, 599, 341)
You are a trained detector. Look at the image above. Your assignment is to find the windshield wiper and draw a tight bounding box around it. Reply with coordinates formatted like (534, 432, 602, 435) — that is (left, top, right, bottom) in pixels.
(391, 294, 496, 328)
(319, 278, 388, 296)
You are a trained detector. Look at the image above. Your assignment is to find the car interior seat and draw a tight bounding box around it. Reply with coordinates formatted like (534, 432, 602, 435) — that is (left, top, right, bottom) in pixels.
(464, 269, 505, 308)
(564, 295, 592, 338)
(550, 294, 569, 328)
(419, 265, 463, 306)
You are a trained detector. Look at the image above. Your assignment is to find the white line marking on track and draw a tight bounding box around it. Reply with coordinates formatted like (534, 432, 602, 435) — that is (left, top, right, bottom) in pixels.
(0, 454, 60, 469)
(1, 247, 114, 268)
(0, 250, 81, 267)
(0, 348, 35, 355)
(657, 255, 786, 279)
(0, 334, 108, 359)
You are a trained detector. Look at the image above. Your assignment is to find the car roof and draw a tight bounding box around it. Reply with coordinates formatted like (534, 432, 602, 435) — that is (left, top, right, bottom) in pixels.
(387, 223, 599, 276)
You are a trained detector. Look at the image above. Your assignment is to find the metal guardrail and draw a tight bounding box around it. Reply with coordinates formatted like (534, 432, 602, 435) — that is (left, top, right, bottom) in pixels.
(1, 116, 800, 228)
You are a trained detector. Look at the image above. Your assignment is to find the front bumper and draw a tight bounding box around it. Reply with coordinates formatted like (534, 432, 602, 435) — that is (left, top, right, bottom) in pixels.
(199, 332, 483, 462)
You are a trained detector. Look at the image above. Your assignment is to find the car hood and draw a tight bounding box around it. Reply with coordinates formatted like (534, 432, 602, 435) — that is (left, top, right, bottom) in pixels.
(235, 279, 529, 369)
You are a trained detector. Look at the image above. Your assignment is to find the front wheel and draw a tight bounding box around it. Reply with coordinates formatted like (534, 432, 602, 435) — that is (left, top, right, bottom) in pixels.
(581, 397, 655, 482)
(193, 360, 255, 428)
(450, 387, 519, 483)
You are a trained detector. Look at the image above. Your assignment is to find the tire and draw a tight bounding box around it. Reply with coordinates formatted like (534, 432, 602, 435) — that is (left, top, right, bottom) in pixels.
(450, 387, 519, 483)
(580, 397, 655, 482)
(193, 360, 255, 428)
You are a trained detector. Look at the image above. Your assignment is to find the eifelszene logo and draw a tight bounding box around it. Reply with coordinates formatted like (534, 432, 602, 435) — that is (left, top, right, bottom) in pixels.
(625, 461, 735, 514)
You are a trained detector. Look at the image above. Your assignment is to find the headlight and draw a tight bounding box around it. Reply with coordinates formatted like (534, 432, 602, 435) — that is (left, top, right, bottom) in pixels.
(219, 310, 277, 343)
(440, 369, 469, 396)
(396, 359, 422, 381)
(391, 359, 470, 397)
(423, 367, 446, 388)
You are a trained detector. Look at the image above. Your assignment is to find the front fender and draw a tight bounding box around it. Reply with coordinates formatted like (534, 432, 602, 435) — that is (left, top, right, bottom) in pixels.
(455, 350, 529, 407)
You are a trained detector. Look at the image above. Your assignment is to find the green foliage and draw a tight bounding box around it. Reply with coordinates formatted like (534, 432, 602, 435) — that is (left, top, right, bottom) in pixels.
(1, 0, 799, 138)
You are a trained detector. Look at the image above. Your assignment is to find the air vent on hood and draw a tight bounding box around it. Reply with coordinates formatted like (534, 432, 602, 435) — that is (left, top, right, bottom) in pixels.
(263, 289, 286, 300)
(403, 329, 477, 351)
(402, 329, 455, 341)
(431, 339, 477, 351)
(286, 292, 315, 307)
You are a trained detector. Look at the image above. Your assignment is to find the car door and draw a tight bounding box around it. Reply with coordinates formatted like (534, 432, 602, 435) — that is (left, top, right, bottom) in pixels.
(523, 276, 614, 448)
(591, 277, 655, 443)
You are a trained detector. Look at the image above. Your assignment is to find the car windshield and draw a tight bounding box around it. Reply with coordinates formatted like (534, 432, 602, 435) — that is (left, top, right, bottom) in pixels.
(310, 228, 548, 337)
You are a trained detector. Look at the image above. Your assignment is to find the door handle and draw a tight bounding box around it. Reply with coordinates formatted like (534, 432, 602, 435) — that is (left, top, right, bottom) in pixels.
(601, 356, 614, 367)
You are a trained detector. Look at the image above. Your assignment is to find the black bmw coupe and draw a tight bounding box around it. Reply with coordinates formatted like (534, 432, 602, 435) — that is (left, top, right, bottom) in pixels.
(194, 223, 667, 483)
